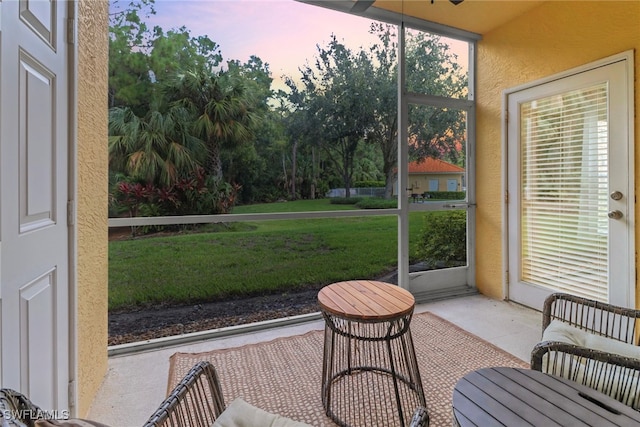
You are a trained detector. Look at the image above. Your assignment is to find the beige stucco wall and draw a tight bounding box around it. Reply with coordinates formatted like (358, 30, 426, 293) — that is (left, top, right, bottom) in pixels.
(476, 1, 640, 300)
(76, 0, 109, 416)
(410, 173, 463, 192)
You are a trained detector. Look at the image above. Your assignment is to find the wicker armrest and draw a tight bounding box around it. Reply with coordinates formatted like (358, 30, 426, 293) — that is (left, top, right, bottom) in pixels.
(143, 361, 226, 427)
(408, 406, 429, 427)
(543, 293, 640, 343)
(532, 341, 640, 371)
(531, 340, 640, 408)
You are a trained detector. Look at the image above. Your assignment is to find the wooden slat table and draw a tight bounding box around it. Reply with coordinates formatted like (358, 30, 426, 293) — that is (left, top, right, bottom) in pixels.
(318, 280, 426, 427)
(453, 367, 640, 426)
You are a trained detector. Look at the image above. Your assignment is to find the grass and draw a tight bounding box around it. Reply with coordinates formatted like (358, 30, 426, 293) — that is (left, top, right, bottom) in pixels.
(109, 199, 425, 311)
(231, 198, 360, 213)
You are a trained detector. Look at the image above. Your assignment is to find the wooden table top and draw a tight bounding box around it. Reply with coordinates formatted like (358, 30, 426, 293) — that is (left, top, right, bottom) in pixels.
(317, 280, 415, 321)
(453, 367, 640, 427)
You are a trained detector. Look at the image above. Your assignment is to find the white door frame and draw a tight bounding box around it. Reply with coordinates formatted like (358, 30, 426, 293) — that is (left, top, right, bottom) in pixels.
(502, 50, 635, 307)
(67, 0, 78, 414)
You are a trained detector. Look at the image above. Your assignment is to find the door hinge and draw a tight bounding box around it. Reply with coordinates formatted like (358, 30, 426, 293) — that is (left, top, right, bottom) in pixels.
(504, 191, 509, 204)
(66, 18, 75, 45)
(67, 200, 75, 226)
(68, 380, 76, 411)
(505, 110, 509, 123)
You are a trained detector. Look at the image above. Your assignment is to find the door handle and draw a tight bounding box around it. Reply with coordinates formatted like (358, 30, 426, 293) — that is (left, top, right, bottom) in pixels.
(608, 210, 623, 220)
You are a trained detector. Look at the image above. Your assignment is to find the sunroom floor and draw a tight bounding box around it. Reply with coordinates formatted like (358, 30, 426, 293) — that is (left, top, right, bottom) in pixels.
(88, 293, 541, 426)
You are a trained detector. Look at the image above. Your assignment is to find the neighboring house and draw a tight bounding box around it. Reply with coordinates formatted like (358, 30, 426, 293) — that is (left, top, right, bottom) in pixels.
(0, 0, 638, 418)
(396, 158, 466, 195)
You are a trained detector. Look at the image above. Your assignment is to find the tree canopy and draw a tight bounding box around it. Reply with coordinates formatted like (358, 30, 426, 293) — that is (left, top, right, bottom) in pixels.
(108, 1, 468, 217)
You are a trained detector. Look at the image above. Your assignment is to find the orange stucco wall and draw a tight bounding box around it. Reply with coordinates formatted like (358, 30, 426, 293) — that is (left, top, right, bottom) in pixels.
(76, 0, 109, 415)
(476, 1, 640, 300)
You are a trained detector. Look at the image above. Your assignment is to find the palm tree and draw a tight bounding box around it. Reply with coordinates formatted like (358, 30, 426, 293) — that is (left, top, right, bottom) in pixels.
(167, 68, 258, 180)
(108, 106, 205, 186)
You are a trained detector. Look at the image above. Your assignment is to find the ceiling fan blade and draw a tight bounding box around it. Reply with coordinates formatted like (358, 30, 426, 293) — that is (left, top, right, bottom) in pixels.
(449, 0, 464, 4)
(351, 0, 375, 13)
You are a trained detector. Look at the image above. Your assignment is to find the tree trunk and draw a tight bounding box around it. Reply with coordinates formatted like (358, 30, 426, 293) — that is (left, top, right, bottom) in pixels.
(384, 168, 395, 199)
(310, 147, 316, 199)
(206, 141, 223, 180)
(282, 153, 288, 194)
(291, 139, 298, 199)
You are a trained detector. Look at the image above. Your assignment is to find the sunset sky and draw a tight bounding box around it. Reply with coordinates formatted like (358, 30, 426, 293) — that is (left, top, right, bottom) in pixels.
(144, 0, 380, 90)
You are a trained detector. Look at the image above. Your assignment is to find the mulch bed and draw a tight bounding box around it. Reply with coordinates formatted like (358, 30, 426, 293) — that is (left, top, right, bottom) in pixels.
(108, 287, 324, 346)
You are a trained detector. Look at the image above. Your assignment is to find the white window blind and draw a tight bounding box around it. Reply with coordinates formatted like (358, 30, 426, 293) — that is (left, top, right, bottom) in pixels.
(520, 83, 609, 302)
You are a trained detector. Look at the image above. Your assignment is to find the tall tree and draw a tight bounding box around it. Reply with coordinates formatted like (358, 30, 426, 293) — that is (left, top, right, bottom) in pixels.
(167, 68, 258, 181)
(366, 23, 399, 199)
(148, 27, 222, 84)
(279, 78, 323, 200)
(365, 24, 468, 198)
(222, 56, 276, 197)
(285, 26, 467, 199)
(404, 30, 468, 165)
(108, 0, 156, 114)
(299, 35, 376, 197)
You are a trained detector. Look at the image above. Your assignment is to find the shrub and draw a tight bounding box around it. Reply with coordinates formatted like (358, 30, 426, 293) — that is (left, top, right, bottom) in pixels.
(330, 197, 364, 205)
(417, 211, 466, 268)
(422, 191, 466, 200)
(109, 168, 241, 220)
(356, 198, 397, 209)
(354, 180, 385, 188)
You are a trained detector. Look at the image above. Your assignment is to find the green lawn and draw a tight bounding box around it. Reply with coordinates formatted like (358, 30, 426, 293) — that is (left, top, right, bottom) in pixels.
(231, 198, 361, 213)
(109, 200, 423, 311)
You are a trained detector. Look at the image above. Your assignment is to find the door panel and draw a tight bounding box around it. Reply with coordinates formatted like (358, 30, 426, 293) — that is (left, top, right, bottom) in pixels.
(405, 104, 471, 294)
(20, 270, 57, 406)
(20, 51, 57, 231)
(0, 0, 71, 411)
(507, 57, 634, 309)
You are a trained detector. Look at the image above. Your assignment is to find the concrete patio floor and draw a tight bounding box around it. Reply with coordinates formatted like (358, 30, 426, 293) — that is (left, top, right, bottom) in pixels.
(88, 294, 542, 426)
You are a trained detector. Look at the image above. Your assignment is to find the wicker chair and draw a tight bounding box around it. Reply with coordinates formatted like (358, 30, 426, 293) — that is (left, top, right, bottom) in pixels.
(531, 292, 640, 409)
(144, 361, 429, 427)
(409, 406, 430, 427)
(144, 361, 224, 427)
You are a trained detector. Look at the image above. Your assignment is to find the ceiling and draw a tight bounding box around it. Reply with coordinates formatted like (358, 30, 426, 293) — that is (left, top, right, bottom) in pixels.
(364, 0, 545, 35)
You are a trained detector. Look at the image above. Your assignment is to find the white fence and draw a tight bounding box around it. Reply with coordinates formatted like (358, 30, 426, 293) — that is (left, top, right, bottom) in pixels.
(326, 187, 386, 198)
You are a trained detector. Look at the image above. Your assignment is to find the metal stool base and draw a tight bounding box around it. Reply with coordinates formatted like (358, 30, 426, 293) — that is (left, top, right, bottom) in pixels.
(321, 313, 426, 427)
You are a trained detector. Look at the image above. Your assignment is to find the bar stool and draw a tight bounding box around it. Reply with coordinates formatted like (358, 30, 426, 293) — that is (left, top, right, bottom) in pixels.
(318, 280, 426, 427)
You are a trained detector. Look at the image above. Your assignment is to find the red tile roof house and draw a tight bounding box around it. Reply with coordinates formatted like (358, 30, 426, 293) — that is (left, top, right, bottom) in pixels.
(395, 158, 466, 198)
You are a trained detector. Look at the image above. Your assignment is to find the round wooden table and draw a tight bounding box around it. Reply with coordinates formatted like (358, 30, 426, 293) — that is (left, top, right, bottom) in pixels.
(318, 280, 426, 427)
(453, 367, 640, 426)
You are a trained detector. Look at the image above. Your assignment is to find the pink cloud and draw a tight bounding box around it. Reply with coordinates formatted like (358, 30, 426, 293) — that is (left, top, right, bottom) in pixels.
(146, 0, 379, 87)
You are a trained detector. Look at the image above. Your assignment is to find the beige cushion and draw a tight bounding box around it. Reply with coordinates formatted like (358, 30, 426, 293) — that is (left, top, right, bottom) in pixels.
(541, 320, 640, 408)
(213, 398, 311, 427)
(543, 320, 640, 359)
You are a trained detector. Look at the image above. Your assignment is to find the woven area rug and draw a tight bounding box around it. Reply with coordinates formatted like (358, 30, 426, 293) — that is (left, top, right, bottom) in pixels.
(168, 311, 528, 426)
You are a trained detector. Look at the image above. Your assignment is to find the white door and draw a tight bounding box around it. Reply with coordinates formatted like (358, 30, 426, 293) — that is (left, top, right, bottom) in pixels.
(0, 0, 73, 411)
(447, 179, 458, 191)
(507, 54, 634, 309)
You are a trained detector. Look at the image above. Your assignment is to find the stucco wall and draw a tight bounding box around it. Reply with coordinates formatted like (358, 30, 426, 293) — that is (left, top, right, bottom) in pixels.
(76, 0, 109, 416)
(476, 1, 640, 299)
(410, 174, 463, 192)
